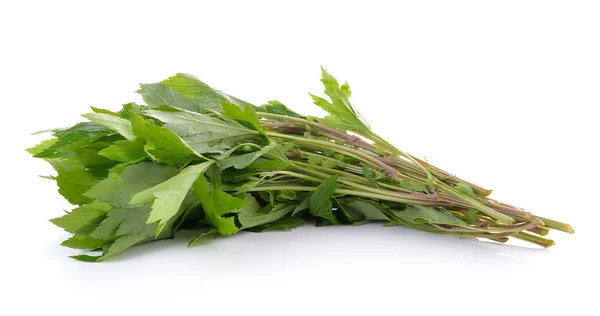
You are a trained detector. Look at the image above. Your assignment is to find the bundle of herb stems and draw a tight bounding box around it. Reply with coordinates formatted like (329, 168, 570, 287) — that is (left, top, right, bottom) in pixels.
(29, 68, 573, 261)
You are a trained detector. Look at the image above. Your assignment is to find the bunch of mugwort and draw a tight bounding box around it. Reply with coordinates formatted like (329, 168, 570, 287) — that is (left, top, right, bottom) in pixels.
(29, 68, 573, 261)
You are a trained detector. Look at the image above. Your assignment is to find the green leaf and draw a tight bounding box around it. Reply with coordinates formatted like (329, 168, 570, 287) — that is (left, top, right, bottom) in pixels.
(82, 108, 136, 140)
(393, 205, 468, 227)
(143, 107, 258, 154)
(238, 204, 295, 229)
(114, 204, 158, 237)
(221, 101, 267, 141)
(48, 159, 101, 205)
(321, 160, 337, 169)
(400, 178, 429, 193)
(84, 162, 179, 208)
(455, 183, 476, 198)
(217, 143, 283, 170)
(160, 73, 252, 112)
(362, 166, 380, 188)
(70, 254, 101, 262)
(292, 194, 311, 216)
(210, 190, 250, 216)
(61, 235, 105, 250)
(276, 190, 296, 201)
(246, 216, 305, 232)
(26, 138, 58, 156)
(192, 176, 240, 235)
(310, 67, 371, 136)
(98, 139, 146, 162)
(50, 200, 112, 233)
(340, 199, 389, 221)
(307, 154, 323, 166)
(467, 208, 479, 220)
(317, 115, 355, 133)
(247, 158, 291, 171)
(332, 197, 355, 223)
(138, 83, 200, 112)
(98, 235, 148, 261)
(309, 175, 339, 223)
(205, 164, 222, 189)
(130, 113, 204, 165)
(89, 208, 128, 240)
(260, 100, 304, 118)
(130, 161, 214, 234)
(34, 122, 111, 159)
(188, 228, 219, 247)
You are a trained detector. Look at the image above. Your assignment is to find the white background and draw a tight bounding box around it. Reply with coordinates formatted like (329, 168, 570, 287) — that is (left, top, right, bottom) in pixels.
(1, 1, 598, 315)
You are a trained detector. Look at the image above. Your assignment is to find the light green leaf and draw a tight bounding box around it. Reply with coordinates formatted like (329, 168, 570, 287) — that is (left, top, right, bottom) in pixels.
(211, 190, 250, 216)
(82, 108, 135, 140)
(260, 101, 304, 118)
(131, 161, 214, 234)
(217, 143, 282, 170)
(221, 101, 265, 135)
(98, 139, 146, 162)
(138, 83, 199, 112)
(362, 166, 380, 188)
(455, 183, 476, 198)
(143, 107, 258, 154)
(238, 204, 295, 229)
(84, 162, 179, 208)
(70, 254, 101, 262)
(246, 216, 305, 232)
(192, 176, 240, 235)
(130, 113, 204, 165)
(467, 208, 479, 220)
(188, 228, 218, 247)
(89, 208, 128, 240)
(99, 235, 148, 261)
(310, 67, 371, 136)
(26, 138, 58, 156)
(61, 235, 105, 250)
(50, 200, 112, 233)
(159, 73, 252, 112)
(400, 178, 429, 193)
(48, 159, 101, 205)
(33, 122, 110, 159)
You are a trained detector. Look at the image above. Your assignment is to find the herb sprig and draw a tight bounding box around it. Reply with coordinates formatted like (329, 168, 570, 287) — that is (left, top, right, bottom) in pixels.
(29, 68, 573, 261)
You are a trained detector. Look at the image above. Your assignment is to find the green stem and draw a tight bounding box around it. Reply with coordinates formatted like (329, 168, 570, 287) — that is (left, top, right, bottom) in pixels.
(512, 232, 555, 248)
(243, 185, 449, 206)
(267, 132, 403, 180)
(288, 163, 439, 203)
(530, 216, 574, 234)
